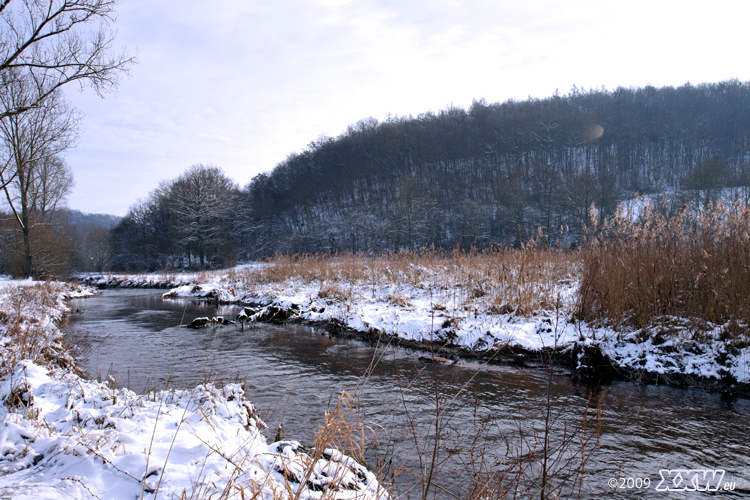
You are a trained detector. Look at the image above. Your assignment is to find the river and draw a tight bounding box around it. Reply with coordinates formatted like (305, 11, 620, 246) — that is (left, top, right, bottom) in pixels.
(64, 288, 750, 499)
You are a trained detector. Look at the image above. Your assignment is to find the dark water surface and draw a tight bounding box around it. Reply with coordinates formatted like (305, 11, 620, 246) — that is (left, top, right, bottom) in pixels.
(65, 289, 750, 499)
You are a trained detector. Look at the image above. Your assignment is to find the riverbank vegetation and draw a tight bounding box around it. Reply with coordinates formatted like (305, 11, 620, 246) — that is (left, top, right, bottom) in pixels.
(0, 281, 80, 377)
(241, 198, 750, 348)
(240, 242, 578, 318)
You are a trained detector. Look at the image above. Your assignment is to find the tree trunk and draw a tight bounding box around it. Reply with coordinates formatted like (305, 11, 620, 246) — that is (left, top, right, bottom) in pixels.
(21, 189, 32, 278)
(23, 227, 32, 278)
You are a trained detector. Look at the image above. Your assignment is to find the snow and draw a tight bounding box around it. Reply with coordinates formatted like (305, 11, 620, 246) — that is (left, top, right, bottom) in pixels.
(0, 361, 386, 499)
(162, 275, 579, 353)
(0, 281, 388, 500)
(599, 325, 750, 384)
(0, 277, 33, 288)
(2, 267, 743, 497)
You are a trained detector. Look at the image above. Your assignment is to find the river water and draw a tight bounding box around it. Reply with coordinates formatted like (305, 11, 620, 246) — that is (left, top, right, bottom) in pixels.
(64, 288, 750, 499)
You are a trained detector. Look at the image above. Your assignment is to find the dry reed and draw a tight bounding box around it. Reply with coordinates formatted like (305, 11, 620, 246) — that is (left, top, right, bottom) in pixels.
(577, 199, 750, 342)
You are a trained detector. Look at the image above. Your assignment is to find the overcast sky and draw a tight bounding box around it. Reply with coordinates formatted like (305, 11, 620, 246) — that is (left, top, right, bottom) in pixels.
(63, 0, 750, 216)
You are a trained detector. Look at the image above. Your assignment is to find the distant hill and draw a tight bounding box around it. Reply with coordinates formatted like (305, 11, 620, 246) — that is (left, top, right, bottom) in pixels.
(64, 209, 121, 229)
(234, 80, 750, 256)
(62, 209, 121, 272)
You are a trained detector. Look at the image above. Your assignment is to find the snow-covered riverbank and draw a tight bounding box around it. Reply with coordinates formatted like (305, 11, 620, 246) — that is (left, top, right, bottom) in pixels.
(0, 280, 388, 499)
(155, 267, 750, 395)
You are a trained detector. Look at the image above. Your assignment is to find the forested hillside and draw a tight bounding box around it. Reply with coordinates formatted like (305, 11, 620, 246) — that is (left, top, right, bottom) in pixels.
(113, 80, 750, 270)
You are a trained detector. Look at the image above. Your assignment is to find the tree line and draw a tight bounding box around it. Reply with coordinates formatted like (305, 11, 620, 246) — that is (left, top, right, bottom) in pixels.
(106, 80, 750, 271)
(109, 165, 240, 271)
(0, 208, 119, 277)
(240, 80, 750, 256)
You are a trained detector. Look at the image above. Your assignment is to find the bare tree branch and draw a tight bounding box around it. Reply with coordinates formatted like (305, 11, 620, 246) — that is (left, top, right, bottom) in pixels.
(0, 0, 135, 120)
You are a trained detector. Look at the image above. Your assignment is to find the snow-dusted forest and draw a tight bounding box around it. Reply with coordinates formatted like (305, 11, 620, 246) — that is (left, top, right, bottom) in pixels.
(4, 81, 750, 276)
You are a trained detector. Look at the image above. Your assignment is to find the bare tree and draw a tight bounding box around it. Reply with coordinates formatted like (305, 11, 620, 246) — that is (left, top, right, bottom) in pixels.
(167, 164, 238, 269)
(26, 155, 73, 218)
(0, 84, 78, 277)
(0, 0, 131, 277)
(0, 0, 134, 120)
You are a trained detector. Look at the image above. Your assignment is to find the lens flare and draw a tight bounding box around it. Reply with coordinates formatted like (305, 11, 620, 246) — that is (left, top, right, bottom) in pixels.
(583, 124, 604, 141)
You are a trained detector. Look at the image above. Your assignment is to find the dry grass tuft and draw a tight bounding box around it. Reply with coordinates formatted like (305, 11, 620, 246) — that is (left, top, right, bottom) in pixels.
(315, 392, 370, 465)
(318, 282, 352, 303)
(0, 281, 78, 376)
(387, 294, 412, 308)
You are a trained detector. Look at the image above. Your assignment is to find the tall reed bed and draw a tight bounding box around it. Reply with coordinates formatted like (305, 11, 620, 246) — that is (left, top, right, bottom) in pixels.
(577, 200, 750, 341)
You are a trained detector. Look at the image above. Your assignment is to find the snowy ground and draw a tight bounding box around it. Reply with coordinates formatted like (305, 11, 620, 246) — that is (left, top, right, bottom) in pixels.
(165, 275, 578, 352)
(0, 280, 388, 500)
(597, 322, 750, 386)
